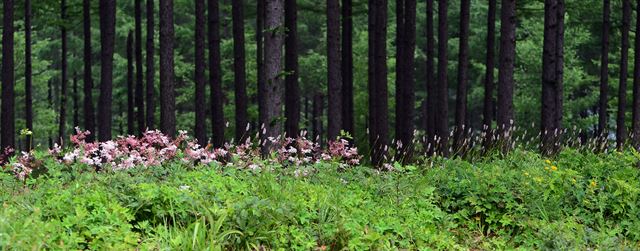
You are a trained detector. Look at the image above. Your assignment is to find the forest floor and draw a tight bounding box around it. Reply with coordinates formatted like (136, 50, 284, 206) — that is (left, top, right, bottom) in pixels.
(2, 149, 640, 250)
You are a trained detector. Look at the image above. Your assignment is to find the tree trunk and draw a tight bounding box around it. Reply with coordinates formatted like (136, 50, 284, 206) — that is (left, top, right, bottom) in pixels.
(285, 0, 300, 138)
(617, 0, 631, 150)
(257, 0, 266, 138)
(159, 0, 176, 138)
(127, 31, 135, 135)
(48, 80, 53, 148)
(59, 0, 68, 145)
(83, 0, 95, 141)
(2, 0, 15, 150)
(98, 0, 116, 141)
(73, 73, 79, 128)
(633, 0, 640, 148)
(327, 0, 342, 141)
(232, 0, 248, 142)
(555, 0, 564, 132)
(425, 0, 435, 154)
(25, 0, 33, 150)
(454, 0, 470, 152)
(146, 0, 155, 130)
(598, 0, 610, 139)
(368, 0, 389, 166)
(135, 0, 145, 134)
(209, 0, 224, 147)
(395, 0, 416, 160)
(195, 0, 206, 144)
(435, 0, 449, 156)
(312, 93, 323, 144)
(342, 0, 354, 138)
(497, 0, 516, 150)
(541, 0, 561, 156)
(483, 0, 496, 149)
(263, 0, 285, 152)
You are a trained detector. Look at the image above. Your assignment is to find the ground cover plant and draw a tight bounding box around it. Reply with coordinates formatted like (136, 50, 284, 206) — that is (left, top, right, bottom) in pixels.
(2, 130, 640, 250)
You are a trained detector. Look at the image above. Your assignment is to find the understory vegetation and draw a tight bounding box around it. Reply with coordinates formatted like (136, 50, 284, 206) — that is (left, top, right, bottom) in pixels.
(2, 148, 640, 250)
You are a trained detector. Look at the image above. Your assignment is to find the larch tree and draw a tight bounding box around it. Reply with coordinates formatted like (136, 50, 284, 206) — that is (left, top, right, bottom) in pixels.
(425, 0, 435, 154)
(497, 0, 516, 150)
(159, 0, 176, 138)
(232, 0, 248, 141)
(257, 0, 266, 136)
(209, 0, 224, 147)
(73, 74, 79, 128)
(83, 0, 95, 141)
(395, 0, 416, 160)
(541, 0, 565, 156)
(633, 0, 640, 148)
(98, 0, 117, 141)
(127, 31, 135, 135)
(25, 0, 33, 149)
(342, 0, 354, 138)
(195, 0, 207, 144)
(135, 0, 145, 134)
(368, 0, 389, 166)
(59, 0, 68, 145)
(264, 0, 285, 152)
(454, 0, 470, 151)
(598, 0, 610, 139)
(435, 0, 448, 156)
(483, 0, 496, 148)
(2, 0, 15, 150)
(146, 0, 155, 129)
(327, 0, 342, 141)
(617, 0, 631, 150)
(284, 0, 300, 137)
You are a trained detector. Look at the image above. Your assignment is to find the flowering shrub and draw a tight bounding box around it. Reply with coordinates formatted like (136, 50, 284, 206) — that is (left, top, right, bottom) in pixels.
(4, 128, 361, 180)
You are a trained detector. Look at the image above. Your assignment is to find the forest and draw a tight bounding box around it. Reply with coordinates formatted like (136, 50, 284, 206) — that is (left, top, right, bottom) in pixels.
(2, 0, 640, 250)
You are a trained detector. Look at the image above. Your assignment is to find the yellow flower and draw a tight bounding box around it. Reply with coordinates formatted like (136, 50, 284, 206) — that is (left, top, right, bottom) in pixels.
(571, 178, 576, 184)
(545, 159, 552, 164)
(590, 180, 597, 188)
(544, 166, 549, 171)
(551, 165, 558, 171)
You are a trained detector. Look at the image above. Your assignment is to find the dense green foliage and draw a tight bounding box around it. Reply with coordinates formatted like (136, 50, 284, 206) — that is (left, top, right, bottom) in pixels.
(2, 149, 640, 250)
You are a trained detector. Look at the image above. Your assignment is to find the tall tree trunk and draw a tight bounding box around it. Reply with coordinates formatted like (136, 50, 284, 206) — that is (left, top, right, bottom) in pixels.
(209, 0, 224, 147)
(633, 0, 640, 148)
(312, 93, 323, 144)
(342, 0, 354, 138)
(617, 0, 631, 150)
(159, 0, 176, 138)
(195, 0, 206, 144)
(435, 0, 449, 156)
(73, 73, 79, 128)
(135, 0, 145, 134)
(285, 0, 300, 137)
(541, 0, 562, 156)
(98, 0, 116, 141)
(25, 0, 33, 150)
(127, 31, 135, 135)
(598, 0, 610, 139)
(146, 0, 155, 130)
(483, 0, 496, 149)
(555, 0, 564, 131)
(83, 0, 95, 141)
(368, 0, 388, 166)
(232, 0, 248, 141)
(59, 0, 68, 145)
(497, 0, 516, 150)
(264, 0, 285, 152)
(395, 0, 416, 160)
(327, 0, 342, 141)
(425, 0, 435, 154)
(454, 0, 470, 152)
(48, 80, 53, 148)
(257, 0, 266, 138)
(2, 0, 15, 150)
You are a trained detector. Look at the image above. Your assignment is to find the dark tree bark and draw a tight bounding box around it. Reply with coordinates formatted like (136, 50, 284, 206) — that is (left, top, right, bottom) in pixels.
(83, 0, 95, 141)
(98, 0, 116, 141)
(617, 0, 631, 150)
(194, 0, 206, 144)
(556, 0, 564, 131)
(497, 0, 516, 149)
(633, 0, 640, 148)
(425, 0, 435, 154)
(73, 73, 79, 128)
(59, 0, 68, 145)
(312, 93, 324, 144)
(232, 0, 248, 141)
(264, 0, 285, 152)
(2, 0, 15, 150)
(454, 0, 470, 151)
(257, 0, 266, 137)
(146, 0, 155, 130)
(285, 0, 300, 137)
(127, 31, 135, 135)
(48, 80, 53, 148)
(395, 0, 416, 160)
(327, 0, 342, 141)
(483, 0, 496, 149)
(135, 0, 145, 134)
(209, 0, 224, 147)
(541, 0, 564, 156)
(159, 0, 176, 138)
(342, 0, 354, 138)
(368, 0, 389, 166)
(598, 0, 610, 138)
(25, 0, 33, 150)
(434, 0, 448, 156)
